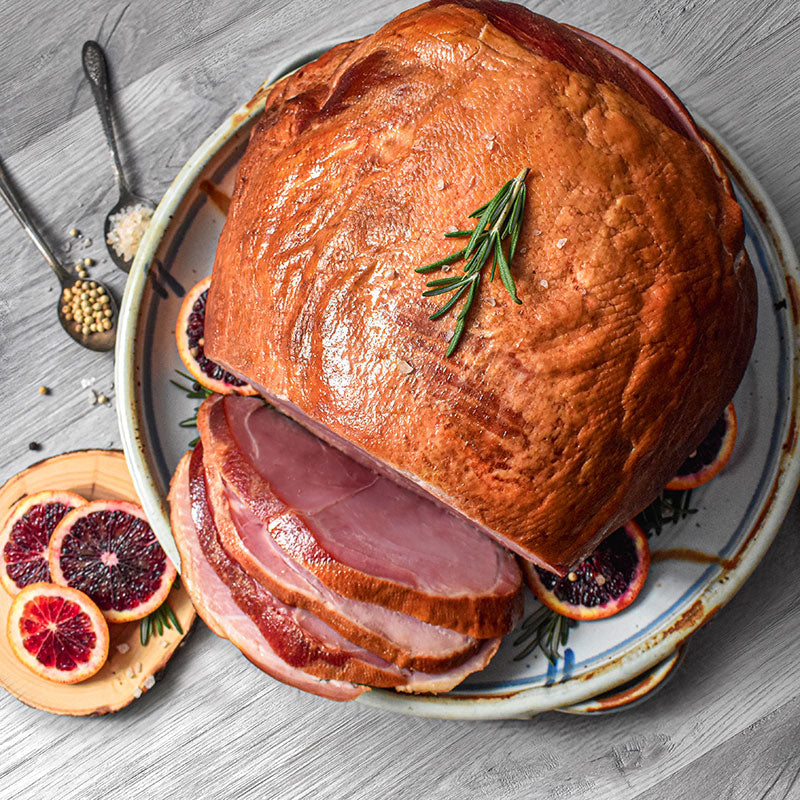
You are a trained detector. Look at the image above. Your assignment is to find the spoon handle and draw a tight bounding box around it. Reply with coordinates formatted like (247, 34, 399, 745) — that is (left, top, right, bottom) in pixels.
(82, 40, 130, 194)
(0, 158, 72, 285)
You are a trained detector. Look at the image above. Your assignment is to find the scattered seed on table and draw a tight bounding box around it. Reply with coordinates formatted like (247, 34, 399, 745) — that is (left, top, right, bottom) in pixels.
(28, 442, 41, 451)
(83, 257, 94, 267)
(97, 394, 108, 404)
(69, 227, 79, 238)
(38, 386, 49, 395)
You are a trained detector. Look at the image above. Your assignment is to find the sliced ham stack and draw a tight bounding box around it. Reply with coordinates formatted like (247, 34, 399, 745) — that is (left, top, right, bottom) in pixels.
(168, 394, 522, 700)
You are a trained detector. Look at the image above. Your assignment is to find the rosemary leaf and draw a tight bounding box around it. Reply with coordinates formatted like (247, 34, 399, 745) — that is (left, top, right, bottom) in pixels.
(166, 604, 184, 635)
(425, 275, 471, 288)
(495, 231, 521, 304)
(416, 248, 467, 274)
(423, 276, 476, 298)
(508, 187, 526, 262)
(429, 283, 471, 321)
(444, 229, 474, 239)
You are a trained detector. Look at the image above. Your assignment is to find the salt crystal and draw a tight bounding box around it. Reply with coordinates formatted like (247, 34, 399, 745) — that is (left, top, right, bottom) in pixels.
(540, 279, 549, 288)
(482, 132, 496, 140)
(80, 377, 97, 389)
(518, 246, 528, 254)
(435, 178, 445, 191)
(485, 297, 497, 306)
(534, 229, 542, 236)
(397, 359, 414, 375)
(116, 642, 130, 654)
(88, 390, 97, 406)
(136, 662, 143, 674)
(161, 640, 169, 648)
(556, 238, 567, 249)
(486, 140, 494, 151)
(444, 330, 455, 342)
(82, 238, 93, 248)
(133, 688, 142, 699)
(126, 667, 135, 679)
(144, 675, 155, 690)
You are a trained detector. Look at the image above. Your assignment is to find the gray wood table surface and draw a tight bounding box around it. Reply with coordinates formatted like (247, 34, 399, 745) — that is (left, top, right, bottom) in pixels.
(1, 1, 799, 798)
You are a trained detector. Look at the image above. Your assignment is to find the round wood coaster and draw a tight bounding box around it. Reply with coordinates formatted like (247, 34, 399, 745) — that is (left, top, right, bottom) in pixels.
(0, 450, 195, 716)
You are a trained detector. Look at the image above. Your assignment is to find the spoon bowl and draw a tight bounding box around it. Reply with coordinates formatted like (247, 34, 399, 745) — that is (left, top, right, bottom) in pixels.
(0, 158, 117, 352)
(57, 275, 119, 352)
(103, 189, 155, 273)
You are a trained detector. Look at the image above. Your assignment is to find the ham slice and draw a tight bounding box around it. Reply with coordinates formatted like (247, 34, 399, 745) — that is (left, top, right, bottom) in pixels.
(177, 444, 501, 694)
(198, 394, 522, 638)
(168, 452, 364, 701)
(203, 451, 482, 673)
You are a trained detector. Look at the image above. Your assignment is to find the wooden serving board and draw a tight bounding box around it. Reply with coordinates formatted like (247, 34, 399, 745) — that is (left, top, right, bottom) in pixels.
(0, 449, 196, 716)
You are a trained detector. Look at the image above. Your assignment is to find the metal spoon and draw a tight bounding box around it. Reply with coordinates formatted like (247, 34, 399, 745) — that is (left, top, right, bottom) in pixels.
(0, 159, 117, 352)
(82, 40, 155, 274)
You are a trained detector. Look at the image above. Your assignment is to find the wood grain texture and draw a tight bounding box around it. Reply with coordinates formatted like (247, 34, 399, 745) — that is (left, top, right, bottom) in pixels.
(0, 1, 798, 798)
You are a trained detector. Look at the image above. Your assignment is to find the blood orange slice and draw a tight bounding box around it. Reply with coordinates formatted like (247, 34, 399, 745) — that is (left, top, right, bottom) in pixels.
(0, 490, 87, 596)
(522, 521, 650, 621)
(666, 403, 737, 490)
(7, 582, 109, 683)
(176, 276, 257, 395)
(49, 500, 177, 623)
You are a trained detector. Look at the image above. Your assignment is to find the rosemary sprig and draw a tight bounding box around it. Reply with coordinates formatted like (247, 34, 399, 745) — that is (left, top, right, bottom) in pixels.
(140, 583, 184, 646)
(513, 605, 576, 664)
(171, 370, 212, 446)
(635, 488, 696, 538)
(417, 168, 529, 356)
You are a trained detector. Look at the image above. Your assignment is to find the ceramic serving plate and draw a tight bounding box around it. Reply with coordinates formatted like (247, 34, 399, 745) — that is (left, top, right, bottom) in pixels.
(116, 48, 800, 720)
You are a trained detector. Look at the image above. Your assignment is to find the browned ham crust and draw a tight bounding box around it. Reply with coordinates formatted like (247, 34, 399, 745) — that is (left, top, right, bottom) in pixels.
(205, 0, 756, 573)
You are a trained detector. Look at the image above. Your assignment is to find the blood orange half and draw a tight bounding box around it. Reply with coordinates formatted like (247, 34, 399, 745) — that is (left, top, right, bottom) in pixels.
(0, 490, 87, 596)
(523, 521, 651, 621)
(49, 500, 177, 623)
(666, 403, 737, 490)
(7, 582, 109, 683)
(176, 276, 257, 396)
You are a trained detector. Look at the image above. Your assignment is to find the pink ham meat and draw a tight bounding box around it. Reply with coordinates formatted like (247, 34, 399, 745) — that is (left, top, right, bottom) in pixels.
(176, 444, 501, 695)
(203, 451, 482, 672)
(198, 394, 522, 638)
(168, 452, 364, 701)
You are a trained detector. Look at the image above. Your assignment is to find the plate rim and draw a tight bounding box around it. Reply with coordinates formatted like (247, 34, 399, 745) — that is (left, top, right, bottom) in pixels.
(115, 65, 800, 720)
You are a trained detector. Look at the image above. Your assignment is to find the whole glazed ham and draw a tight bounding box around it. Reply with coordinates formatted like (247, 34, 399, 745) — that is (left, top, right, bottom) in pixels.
(171, 0, 759, 699)
(205, 0, 757, 573)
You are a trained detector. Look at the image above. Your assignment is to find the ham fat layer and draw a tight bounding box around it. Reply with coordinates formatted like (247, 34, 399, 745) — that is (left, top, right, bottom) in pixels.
(198, 394, 522, 638)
